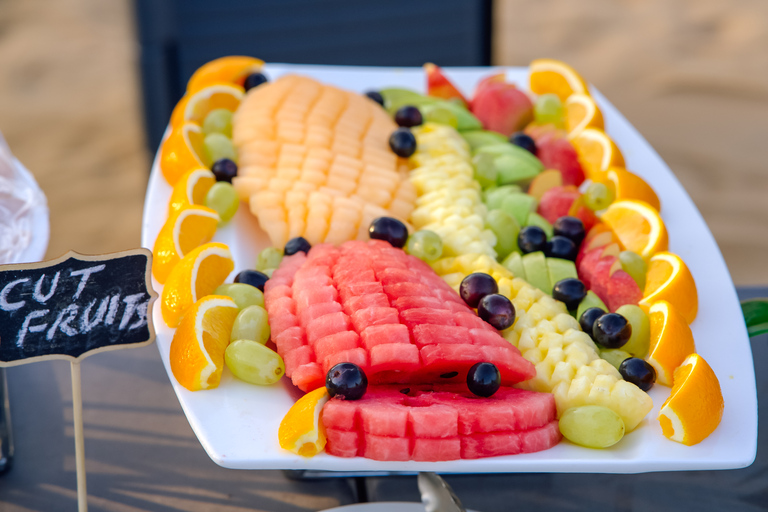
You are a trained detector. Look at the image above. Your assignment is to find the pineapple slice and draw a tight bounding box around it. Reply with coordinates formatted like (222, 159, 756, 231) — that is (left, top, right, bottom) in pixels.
(408, 124, 497, 259)
(432, 254, 653, 431)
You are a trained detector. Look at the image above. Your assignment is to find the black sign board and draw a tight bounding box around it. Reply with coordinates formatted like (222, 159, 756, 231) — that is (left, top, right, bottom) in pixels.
(0, 249, 156, 366)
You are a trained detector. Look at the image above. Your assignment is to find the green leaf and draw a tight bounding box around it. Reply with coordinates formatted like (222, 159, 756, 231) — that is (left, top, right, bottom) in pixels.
(741, 298, 768, 337)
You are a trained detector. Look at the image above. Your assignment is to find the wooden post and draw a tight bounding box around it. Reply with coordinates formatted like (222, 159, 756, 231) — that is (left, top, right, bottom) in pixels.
(70, 361, 88, 512)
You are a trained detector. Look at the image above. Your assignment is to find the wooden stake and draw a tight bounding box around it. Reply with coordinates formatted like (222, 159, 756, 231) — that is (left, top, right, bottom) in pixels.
(70, 361, 88, 512)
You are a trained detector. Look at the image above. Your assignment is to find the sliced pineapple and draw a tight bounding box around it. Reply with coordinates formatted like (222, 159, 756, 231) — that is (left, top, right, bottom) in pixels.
(408, 124, 497, 259)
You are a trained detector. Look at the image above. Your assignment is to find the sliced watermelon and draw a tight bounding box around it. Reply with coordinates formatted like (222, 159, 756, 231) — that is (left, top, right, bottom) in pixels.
(322, 385, 560, 461)
(264, 240, 535, 392)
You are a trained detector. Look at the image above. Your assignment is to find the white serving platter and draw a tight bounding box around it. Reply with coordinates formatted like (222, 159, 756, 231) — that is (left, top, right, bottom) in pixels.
(141, 64, 757, 473)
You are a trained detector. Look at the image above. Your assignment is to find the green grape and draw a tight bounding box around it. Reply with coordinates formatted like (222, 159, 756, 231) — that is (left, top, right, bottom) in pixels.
(472, 152, 498, 189)
(405, 230, 443, 263)
(204, 133, 238, 165)
(485, 209, 520, 261)
(420, 104, 459, 128)
(559, 405, 625, 449)
(256, 247, 283, 272)
(616, 304, 651, 358)
(534, 93, 564, 127)
(264, 268, 275, 278)
(205, 182, 239, 225)
(600, 348, 632, 371)
(584, 182, 615, 211)
(225, 339, 285, 385)
(202, 108, 233, 138)
(214, 283, 264, 309)
(230, 305, 270, 344)
(619, 250, 647, 290)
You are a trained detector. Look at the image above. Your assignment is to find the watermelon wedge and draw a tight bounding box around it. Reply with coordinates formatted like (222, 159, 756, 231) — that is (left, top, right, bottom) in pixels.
(322, 385, 561, 460)
(265, 240, 536, 392)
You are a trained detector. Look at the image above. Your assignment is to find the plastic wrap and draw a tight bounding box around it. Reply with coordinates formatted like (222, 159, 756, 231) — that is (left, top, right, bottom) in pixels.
(0, 132, 47, 264)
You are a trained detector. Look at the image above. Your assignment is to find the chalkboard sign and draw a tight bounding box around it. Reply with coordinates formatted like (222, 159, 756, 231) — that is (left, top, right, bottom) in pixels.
(0, 249, 156, 366)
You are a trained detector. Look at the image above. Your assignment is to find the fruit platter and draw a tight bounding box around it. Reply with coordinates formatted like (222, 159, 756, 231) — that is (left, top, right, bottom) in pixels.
(141, 59, 757, 472)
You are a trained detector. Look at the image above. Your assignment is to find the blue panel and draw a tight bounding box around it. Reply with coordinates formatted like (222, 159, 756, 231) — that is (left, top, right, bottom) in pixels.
(134, 0, 491, 151)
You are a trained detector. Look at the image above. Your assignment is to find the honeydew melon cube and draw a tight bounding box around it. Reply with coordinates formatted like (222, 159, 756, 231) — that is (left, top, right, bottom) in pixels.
(500, 193, 538, 227)
(575, 290, 608, 320)
(522, 251, 551, 294)
(526, 212, 554, 238)
(547, 258, 578, 297)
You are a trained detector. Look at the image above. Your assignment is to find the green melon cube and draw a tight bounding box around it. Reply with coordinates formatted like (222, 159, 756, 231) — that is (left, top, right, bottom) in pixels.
(521, 251, 551, 293)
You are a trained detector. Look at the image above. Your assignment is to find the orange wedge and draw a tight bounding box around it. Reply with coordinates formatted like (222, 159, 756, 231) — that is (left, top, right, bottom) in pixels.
(152, 205, 220, 284)
(658, 354, 723, 446)
(564, 93, 604, 138)
(186, 56, 264, 93)
(168, 168, 216, 214)
(570, 128, 625, 181)
(646, 301, 696, 386)
(170, 83, 244, 129)
(160, 122, 207, 186)
(598, 167, 661, 212)
(639, 252, 698, 324)
(169, 295, 239, 391)
(278, 387, 330, 457)
(600, 199, 668, 260)
(161, 242, 234, 328)
(529, 58, 589, 101)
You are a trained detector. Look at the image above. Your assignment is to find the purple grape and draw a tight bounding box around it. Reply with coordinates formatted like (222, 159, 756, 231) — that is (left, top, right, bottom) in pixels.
(509, 132, 537, 155)
(552, 278, 587, 310)
(619, 357, 656, 392)
(593, 313, 632, 348)
(553, 216, 585, 246)
(389, 128, 417, 158)
(477, 294, 516, 330)
(545, 236, 578, 261)
(243, 72, 268, 91)
(369, 217, 408, 248)
(459, 273, 499, 308)
(211, 158, 238, 183)
(579, 307, 605, 338)
(326, 362, 368, 400)
(284, 236, 311, 256)
(365, 91, 385, 106)
(234, 269, 269, 292)
(467, 362, 501, 397)
(394, 105, 423, 128)
(518, 226, 547, 254)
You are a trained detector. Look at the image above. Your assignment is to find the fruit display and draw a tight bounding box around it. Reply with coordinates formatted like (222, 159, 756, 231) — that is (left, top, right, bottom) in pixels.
(141, 57, 753, 470)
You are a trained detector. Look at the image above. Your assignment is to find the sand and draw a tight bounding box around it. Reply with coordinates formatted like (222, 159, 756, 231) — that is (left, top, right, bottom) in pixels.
(495, 0, 768, 285)
(0, 0, 766, 287)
